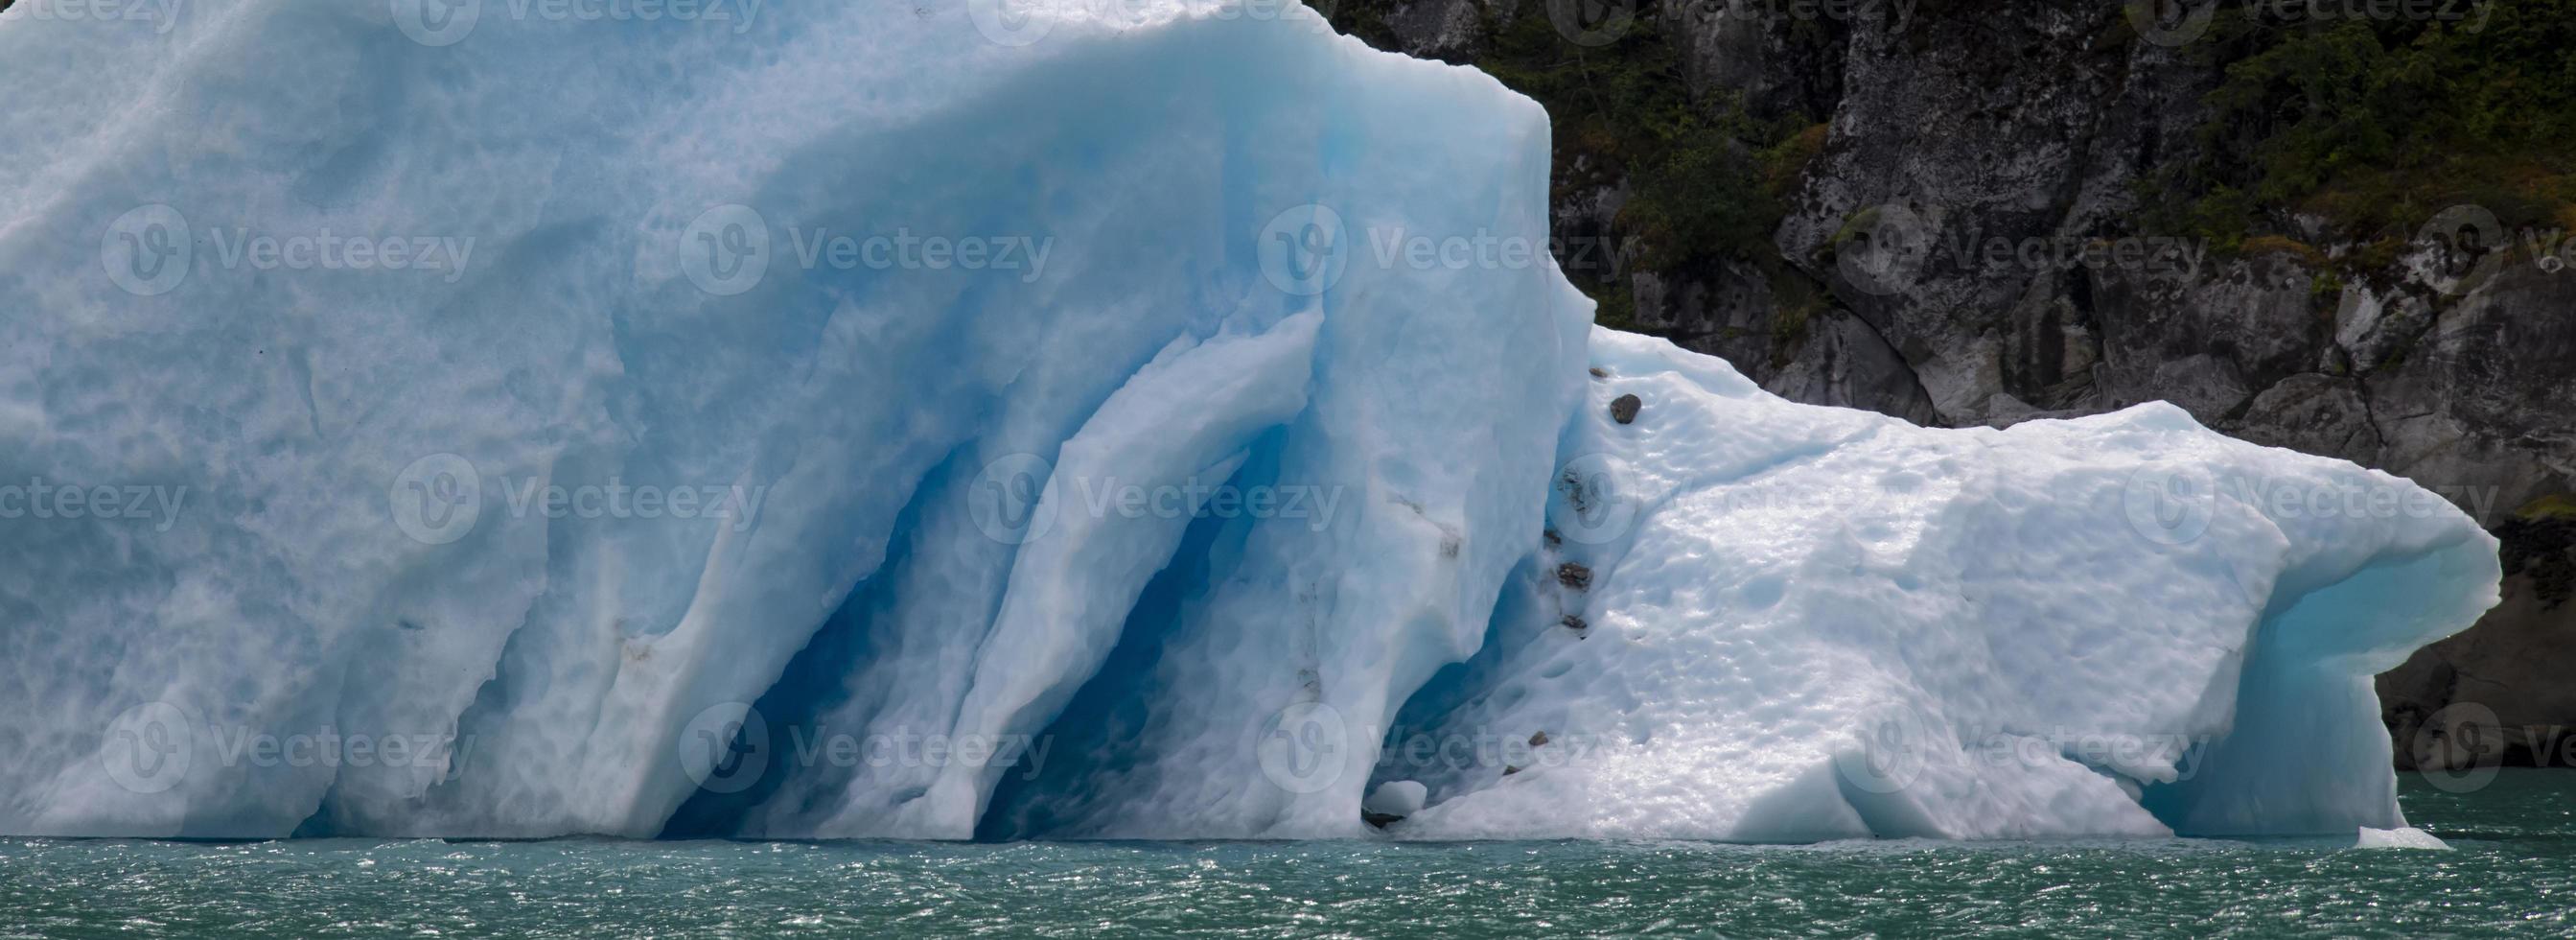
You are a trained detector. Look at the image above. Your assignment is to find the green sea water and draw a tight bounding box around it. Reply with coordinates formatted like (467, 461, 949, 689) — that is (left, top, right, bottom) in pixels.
(4, 771, 2571, 938)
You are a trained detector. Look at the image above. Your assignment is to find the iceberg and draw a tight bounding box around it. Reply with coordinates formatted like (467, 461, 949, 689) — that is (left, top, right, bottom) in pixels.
(1378, 330, 2500, 841)
(0, 0, 2498, 841)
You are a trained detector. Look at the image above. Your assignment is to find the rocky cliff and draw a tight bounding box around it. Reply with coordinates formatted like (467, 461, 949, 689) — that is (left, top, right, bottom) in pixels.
(1318, 0, 2576, 767)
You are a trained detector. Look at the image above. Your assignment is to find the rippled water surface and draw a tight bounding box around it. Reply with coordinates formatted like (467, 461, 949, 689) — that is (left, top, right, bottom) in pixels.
(6, 772, 2573, 937)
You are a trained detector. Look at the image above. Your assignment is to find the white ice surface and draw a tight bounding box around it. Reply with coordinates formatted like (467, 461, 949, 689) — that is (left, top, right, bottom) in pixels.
(0, 1, 1584, 838)
(2356, 827, 2451, 850)
(1380, 330, 2500, 841)
(0, 2, 2499, 841)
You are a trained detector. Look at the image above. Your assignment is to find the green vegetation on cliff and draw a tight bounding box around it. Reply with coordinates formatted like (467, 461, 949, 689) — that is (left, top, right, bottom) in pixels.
(1316, 0, 2576, 302)
(2154, 1, 2576, 247)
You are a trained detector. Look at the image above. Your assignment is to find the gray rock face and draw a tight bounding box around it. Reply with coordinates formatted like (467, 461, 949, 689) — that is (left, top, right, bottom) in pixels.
(1384, 0, 1516, 59)
(1628, 260, 1938, 426)
(1763, 307, 1938, 426)
(1663, 0, 1846, 115)
(1674, 1, 2576, 767)
(1767, 2, 2217, 426)
(2090, 252, 2329, 420)
(2228, 374, 2381, 467)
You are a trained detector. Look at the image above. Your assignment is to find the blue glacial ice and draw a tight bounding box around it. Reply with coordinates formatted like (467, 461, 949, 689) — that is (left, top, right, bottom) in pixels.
(0, 1, 2501, 841)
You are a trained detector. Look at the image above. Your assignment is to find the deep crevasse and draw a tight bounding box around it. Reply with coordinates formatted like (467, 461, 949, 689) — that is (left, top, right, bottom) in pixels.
(0, 1, 2498, 840)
